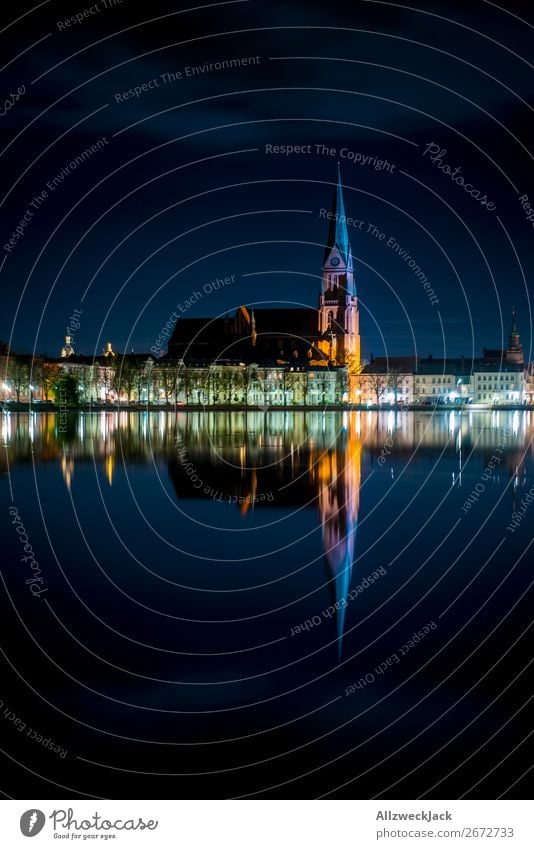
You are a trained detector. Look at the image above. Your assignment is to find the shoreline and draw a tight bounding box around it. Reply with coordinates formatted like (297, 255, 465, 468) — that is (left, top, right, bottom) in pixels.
(2, 402, 532, 413)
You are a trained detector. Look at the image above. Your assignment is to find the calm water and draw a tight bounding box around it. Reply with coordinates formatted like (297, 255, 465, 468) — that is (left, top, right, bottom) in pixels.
(1, 410, 533, 798)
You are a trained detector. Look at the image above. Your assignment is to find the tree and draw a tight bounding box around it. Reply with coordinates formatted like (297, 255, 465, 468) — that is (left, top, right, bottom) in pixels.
(131, 359, 148, 403)
(7, 355, 29, 402)
(179, 366, 195, 405)
(116, 357, 137, 403)
(284, 371, 300, 405)
(171, 363, 184, 404)
(367, 373, 387, 406)
(386, 369, 404, 405)
(219, 368, 236, 404)
(260, 369, 271, 408)
(335, 369, 347, 404)
(345, 353, 363, 404)
(100, 359, 117, 402)
(156, 361, 177, 405)
(32, 358, 61, 400)
(51, 370, 79, 406)
(301, 371, 311, 407)
(237, 368, 250, 406)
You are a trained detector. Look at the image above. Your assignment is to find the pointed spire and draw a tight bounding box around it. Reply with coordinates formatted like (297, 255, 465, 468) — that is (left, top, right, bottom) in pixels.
(510, 306, 518, 335)
(506, 306, 524, 365)
(324, 163, 350, 263)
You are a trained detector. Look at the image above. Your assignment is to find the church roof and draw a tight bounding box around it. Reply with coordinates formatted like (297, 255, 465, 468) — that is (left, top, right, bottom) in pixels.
(249, 307, 317, 335)
(167, 307, 318, 364)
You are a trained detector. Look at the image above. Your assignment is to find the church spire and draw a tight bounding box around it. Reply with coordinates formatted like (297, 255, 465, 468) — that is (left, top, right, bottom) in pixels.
(506, 306, 524, 365)
(510, 306, 518, 336)
(324, 163, 350, 263)
(318, 164, 360, 367)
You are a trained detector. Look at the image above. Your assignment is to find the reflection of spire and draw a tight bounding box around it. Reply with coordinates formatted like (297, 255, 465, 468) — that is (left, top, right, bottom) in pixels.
(105, 453, 114, 486)
(240, 468, 257, 516)
(313, 420, 361, 658)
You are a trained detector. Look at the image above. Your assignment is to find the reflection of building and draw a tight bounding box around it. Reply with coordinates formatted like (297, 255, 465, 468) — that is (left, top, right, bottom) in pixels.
(168, 411, 364, 653)
(3, 409, 533, 642)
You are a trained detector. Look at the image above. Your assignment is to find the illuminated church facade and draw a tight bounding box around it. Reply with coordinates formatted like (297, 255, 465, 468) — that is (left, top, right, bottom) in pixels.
(3, 167, 531, 408)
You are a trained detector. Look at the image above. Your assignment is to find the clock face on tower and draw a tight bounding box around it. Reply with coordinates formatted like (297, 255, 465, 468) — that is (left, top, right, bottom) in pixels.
(330, 257, 340, 267)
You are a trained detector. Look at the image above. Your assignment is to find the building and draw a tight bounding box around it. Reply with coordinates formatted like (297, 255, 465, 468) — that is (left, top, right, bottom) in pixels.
(471, 311, 526, 404)
(350, 312, 528, 407)
(354, 357, 416, 405)
(414, 357, 472, 404)
(1, 170, 531, 410)
(471, 363, 524, 405)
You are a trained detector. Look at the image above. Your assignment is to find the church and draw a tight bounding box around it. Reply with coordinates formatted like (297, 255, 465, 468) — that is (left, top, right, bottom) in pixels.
(167, 165, 361, 369)
(11, 165, 528, 409)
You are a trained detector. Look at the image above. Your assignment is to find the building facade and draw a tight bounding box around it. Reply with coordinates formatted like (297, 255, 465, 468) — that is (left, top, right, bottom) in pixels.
(166, 166, 361, 371)
(1, 171, 531, 409)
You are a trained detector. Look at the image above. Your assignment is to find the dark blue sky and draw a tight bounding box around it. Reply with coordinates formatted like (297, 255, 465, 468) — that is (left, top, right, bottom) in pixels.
(1, 0, 533, 361)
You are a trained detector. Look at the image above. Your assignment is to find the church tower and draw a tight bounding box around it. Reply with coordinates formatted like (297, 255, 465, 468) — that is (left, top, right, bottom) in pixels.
(505, 307, 524, 365)
(318, 165, 360, 367)
(61, 334, 74, 358)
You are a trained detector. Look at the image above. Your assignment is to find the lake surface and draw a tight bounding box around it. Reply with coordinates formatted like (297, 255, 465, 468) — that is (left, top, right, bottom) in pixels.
(1, 410, 533, 798)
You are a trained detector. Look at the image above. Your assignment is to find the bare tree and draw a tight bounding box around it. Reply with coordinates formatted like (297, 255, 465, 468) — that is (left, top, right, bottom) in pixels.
(368, 373, 387, 406)
(387, 369, 404, 405)
(116, 357, 137, 403)
(7, 355, 29, 402)
(157, 361, 177, 405)
(33, 358, 61, 400)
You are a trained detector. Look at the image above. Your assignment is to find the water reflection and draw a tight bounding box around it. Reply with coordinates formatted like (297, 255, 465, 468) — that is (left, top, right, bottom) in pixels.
(2, 409, 533, 654)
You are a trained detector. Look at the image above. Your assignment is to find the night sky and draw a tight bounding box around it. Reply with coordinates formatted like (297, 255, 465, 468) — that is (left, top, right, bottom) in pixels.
(1, 0, 534, 361)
